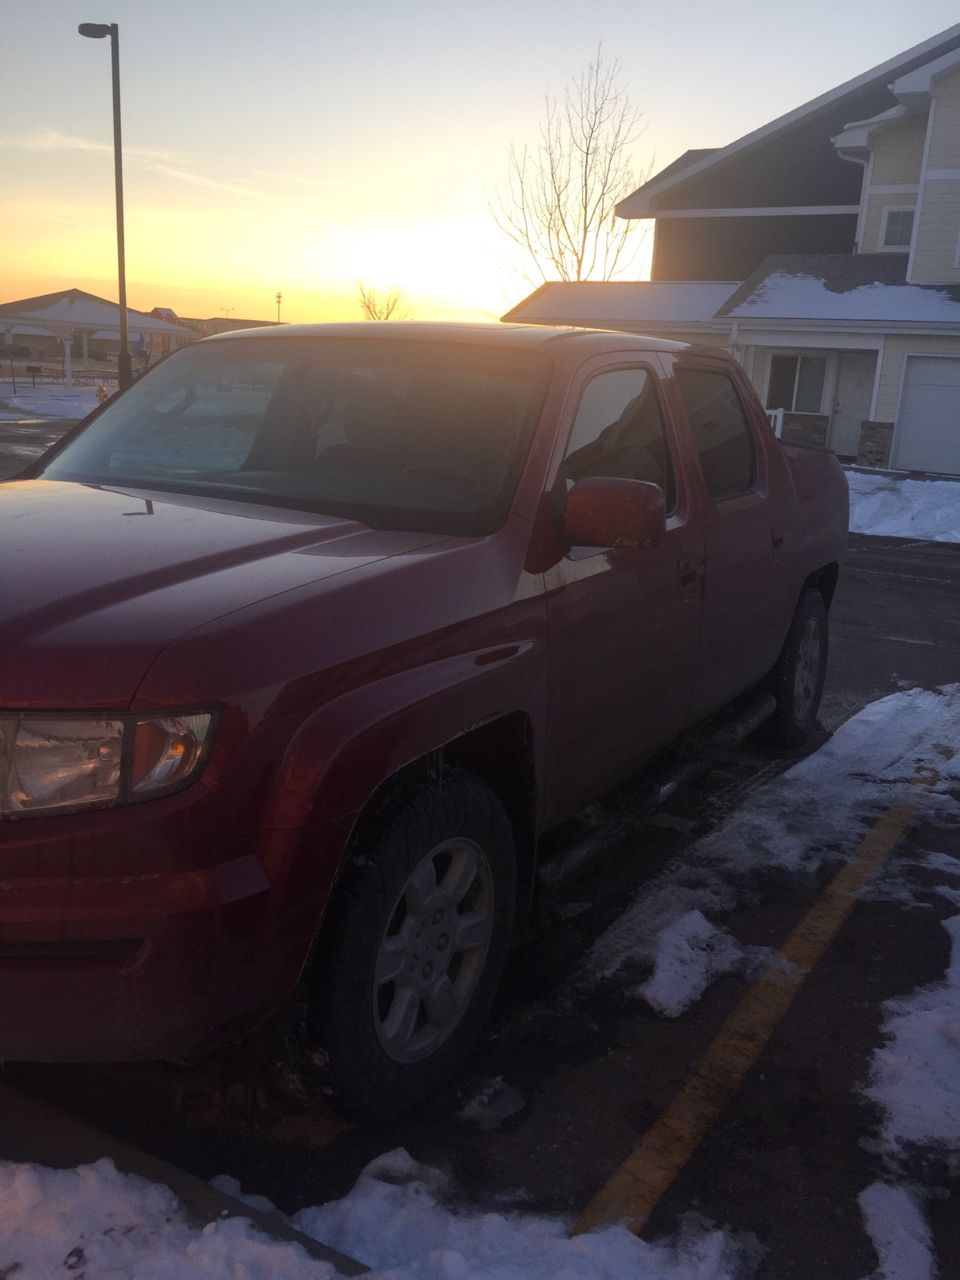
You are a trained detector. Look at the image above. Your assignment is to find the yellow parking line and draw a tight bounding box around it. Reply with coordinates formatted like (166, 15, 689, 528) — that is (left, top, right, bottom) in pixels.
(574, 763, 947, 1237)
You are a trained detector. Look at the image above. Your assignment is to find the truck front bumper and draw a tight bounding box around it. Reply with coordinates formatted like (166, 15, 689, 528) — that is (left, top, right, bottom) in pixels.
(0, 786, 292, 1062)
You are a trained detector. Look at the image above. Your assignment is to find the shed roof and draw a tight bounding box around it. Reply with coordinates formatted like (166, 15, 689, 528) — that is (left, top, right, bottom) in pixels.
(502, 280, 741, 327)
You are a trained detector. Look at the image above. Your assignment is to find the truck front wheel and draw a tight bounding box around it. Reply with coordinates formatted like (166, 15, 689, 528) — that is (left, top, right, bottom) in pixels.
(305, 770, 516, 1118)
(764, 588, 829, 746)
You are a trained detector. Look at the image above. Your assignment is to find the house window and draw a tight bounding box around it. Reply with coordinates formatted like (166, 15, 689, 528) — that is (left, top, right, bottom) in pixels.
(766, 354, 827, 415)
(881, 208, 914, 250)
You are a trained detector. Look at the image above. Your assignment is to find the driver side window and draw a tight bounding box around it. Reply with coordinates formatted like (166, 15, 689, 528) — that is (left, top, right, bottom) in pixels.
(562, 367, 676, 511)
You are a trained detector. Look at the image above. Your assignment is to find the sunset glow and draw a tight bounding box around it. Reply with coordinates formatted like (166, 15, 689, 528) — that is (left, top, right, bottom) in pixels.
(5, 1, 958, 324)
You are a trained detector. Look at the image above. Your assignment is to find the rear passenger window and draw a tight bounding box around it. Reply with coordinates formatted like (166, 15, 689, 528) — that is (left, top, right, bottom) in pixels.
(562, 368, 677, 511)
(676, 369, 757, 502)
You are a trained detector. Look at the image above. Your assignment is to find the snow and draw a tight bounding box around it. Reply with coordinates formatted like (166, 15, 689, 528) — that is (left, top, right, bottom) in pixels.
(727, 272, 960, 322)
(858, 1182, 936, 1280)
(847, 470, 960, 543)
(864, 911, 960, 1166)
(291, 1149, 749, 1280)
(0, 381, 100, 419)
(0, 1150, 750, 1280)
(0, 1159, 327, 1280)
(857, 808, 960, 1273)
(458, 1077, 527, 1131)
(636, 909, 773, 1018)
(583, 686, 960, 990)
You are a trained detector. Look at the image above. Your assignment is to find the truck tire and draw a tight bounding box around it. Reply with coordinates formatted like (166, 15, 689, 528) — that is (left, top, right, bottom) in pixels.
(764, 588, 829, 746)
(305, 769, 516, 1118)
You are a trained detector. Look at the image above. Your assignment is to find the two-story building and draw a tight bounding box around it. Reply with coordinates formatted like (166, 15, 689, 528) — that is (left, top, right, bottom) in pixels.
(504, 24, 960, 475)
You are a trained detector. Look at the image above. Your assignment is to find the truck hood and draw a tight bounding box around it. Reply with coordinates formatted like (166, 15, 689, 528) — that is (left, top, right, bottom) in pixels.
(0, 480, 445, 707)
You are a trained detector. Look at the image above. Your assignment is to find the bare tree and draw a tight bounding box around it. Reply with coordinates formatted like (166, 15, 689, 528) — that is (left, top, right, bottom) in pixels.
(357, 283, 408, 320)
(495, 49, 649, 284)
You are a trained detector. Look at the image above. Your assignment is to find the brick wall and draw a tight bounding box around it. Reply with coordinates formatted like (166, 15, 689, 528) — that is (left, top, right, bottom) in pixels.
(856, 421, 894, 468)
(781, 414, 829, 447)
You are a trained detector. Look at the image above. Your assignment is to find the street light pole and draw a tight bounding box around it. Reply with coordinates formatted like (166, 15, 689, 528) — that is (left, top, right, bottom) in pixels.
(276, 291, 282, 325)
(79, 22, 131, 389)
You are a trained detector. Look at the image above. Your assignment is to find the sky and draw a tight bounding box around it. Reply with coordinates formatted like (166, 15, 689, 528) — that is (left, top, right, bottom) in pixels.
(2, 0, 959, 325)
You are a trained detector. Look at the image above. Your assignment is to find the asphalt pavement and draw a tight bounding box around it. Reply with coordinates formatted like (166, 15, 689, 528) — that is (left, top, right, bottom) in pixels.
(0, 410, 76, 479)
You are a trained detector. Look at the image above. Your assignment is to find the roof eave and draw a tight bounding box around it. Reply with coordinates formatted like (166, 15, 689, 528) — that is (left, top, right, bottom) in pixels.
(731, 316, 960, 333)
(616, 22, 960, 219)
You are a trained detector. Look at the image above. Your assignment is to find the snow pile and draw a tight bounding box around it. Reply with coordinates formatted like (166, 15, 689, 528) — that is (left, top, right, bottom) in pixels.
(864, 912, 960, 1166)
(847, 470, 960, 543)
(637, 910, 772, 1018)
(583, 686, 960, 990)
(0, 1149, 750, 1280)
(0, 1159, 329, 1279)
(858, 1182, 936, 1280)
(294, 1149, 746, 1279)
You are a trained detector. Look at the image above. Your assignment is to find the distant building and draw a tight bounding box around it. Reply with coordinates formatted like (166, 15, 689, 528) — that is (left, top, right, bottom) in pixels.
(184, 316, 280, 338)
(0, 289, 195, 376)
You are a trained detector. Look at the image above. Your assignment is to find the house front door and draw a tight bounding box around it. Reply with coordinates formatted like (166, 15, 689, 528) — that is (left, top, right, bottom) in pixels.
(830, 352, 876, 458)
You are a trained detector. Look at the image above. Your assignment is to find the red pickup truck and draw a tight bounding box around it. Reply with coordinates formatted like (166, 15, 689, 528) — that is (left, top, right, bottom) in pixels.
(0, 324, 847, 1115)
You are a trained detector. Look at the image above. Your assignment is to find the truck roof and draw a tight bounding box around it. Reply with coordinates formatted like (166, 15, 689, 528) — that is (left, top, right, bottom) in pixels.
(203, 320, 693, 354)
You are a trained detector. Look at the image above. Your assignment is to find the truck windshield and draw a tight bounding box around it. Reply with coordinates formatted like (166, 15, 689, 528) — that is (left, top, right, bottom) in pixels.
(41, 337, 552, 534)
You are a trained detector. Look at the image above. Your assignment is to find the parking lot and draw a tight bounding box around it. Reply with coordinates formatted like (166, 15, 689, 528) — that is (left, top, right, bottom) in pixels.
(1, 409, 958, 1277)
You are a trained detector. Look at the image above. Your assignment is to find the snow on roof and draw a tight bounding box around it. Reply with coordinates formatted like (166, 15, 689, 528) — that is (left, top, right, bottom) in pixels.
(0, 289, 194, 336)
(502, 281, 741, 327)
(725, 272, 960, 324)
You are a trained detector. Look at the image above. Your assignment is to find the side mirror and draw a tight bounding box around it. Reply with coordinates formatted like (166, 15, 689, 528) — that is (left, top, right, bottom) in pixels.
(563, 477, 666, 550)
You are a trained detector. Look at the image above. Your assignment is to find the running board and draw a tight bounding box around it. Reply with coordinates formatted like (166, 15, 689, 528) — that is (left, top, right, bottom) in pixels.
(537, 691, 777, 891)
(656, 691, 777, 804)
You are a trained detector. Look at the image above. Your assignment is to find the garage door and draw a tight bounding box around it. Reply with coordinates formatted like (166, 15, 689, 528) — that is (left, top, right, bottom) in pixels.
(893, 356, 960, 475)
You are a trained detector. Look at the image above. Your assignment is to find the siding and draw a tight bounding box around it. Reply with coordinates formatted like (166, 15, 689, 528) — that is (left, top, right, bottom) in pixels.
(651, 214, 857, 280)
(911, 179, 960, 283)
(927, 66, 960, 168)
(875, 334, 960, 420)
(660, 329, 732, 349)
(587, 323, 732, 349)
(870, 115, 927, 185)
(910, 68, 960, 283)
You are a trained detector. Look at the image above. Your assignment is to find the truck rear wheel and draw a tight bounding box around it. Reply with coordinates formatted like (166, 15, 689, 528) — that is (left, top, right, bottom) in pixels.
(764, 588, 829, 746)
(305, 770, 516, 1118)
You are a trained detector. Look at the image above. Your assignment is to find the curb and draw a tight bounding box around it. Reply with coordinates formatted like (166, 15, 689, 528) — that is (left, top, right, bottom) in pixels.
(0, 1080, 368, 1275)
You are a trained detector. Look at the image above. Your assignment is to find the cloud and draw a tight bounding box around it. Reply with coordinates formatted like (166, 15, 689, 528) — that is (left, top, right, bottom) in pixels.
(36, 212, 91, 229)
(2, 128, 352, 234)
(0, 126, 175, 163)
(147, 163, 352, 233)
(251, 168, 345, 192)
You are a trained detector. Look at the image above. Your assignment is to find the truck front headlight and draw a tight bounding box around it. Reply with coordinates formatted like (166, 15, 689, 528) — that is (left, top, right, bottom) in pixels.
(0, 711, 215, 819)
